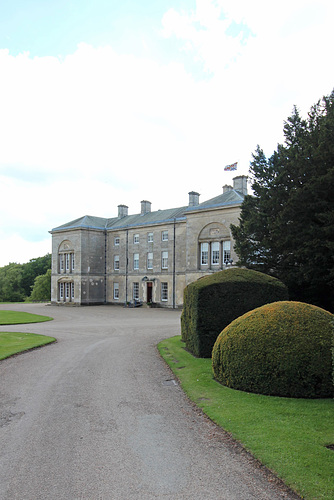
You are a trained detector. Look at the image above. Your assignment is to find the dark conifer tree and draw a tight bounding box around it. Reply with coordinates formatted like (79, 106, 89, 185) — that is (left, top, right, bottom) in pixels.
(231, 91, 334, 311)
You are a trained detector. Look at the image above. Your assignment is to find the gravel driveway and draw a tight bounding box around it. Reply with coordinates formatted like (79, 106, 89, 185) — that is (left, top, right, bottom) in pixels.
(0, 304, 299, 500)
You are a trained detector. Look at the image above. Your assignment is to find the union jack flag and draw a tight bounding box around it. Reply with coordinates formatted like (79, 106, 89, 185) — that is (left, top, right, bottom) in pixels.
(224, 162, 238, 171)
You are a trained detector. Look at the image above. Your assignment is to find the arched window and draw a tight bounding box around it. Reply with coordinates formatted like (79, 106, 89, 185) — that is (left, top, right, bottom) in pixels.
(198, 223, 231, 270)
(58, 240, 75, 274)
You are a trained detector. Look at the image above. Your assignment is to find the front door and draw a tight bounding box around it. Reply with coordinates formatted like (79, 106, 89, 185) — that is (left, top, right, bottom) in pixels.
(147, 282, 153, 303)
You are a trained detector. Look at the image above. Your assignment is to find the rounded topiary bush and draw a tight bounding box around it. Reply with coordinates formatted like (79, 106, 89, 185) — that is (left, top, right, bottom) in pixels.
(212, 301, 334, 398)
(181, 268, 288, 358)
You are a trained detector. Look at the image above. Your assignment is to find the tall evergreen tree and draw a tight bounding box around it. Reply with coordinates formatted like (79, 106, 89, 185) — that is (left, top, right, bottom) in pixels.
(231, 91, 334, 311)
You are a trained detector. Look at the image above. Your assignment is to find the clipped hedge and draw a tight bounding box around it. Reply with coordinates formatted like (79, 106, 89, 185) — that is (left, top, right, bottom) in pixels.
(212, 301, 334, 398)
(181, 268, 288, 357)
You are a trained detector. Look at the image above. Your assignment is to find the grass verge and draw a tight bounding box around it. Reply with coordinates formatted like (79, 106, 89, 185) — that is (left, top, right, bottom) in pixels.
(158, 335, 334, 500)
(0, 310, 53, 325)
(0, 310, 55, 360)
(0, 332, 56, 360)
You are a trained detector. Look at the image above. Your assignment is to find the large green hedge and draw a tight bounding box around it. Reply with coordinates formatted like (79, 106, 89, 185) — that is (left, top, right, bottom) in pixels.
(181, 268, 288, 357)
(212, 301, 334, 398)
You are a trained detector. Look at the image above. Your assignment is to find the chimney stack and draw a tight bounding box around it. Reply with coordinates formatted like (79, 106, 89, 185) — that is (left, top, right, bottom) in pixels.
(141, 200, 151, 215)
(233, 175, 248, 195)
(188, 191, 200, 207)
(223, 184, 233, 193)
(118, 204, 128, 218)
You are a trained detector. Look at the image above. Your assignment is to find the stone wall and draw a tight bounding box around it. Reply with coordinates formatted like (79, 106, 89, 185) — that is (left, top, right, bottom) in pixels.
(51, 182, 245, 307)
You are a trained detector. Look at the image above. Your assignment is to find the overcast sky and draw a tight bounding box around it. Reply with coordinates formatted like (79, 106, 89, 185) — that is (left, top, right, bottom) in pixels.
(0, 0, 333, 266)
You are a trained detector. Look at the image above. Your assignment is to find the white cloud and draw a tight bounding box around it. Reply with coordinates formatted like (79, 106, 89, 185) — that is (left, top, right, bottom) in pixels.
(0, 1, 333, 266)
(161, 0, 334, 154)
(162, 0, 334, 99)
(0, 234, 51, 266)
(161, 3, 243, 72)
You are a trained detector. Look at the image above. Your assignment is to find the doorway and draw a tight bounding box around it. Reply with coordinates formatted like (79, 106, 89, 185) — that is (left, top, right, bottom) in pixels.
(147, 282, 153, 303)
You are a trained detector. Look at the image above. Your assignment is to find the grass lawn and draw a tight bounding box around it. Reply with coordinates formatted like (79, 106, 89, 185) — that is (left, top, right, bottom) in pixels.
(0, 310, 55, 360)
(0, 310, 53, 325)
(0, 332, 56, 360)
(158, 335, 334, 500)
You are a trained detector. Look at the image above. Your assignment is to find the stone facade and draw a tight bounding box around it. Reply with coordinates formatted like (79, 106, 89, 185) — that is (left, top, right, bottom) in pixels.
(50, 176, 247, 308)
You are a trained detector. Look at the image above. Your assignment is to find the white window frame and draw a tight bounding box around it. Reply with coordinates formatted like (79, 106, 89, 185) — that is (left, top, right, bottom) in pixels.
(133, 253, 139, 270)
(211, 241, 220, 265)
(133, 234, 139, 244)
(147, 232, 153, 243)
(71, 253, 75, 271)
(71, 282, 74, 300)
(223, 240, 231, 264)
(161, 230, 168, 241)
(200, 242, 209, 265)
(162, 251, 168, 269)
(147, 252, 153, 269)
(113, 282, 119, 299)
(114, 236, 120, 246)
(133, 282, 139, 300)
(59, 254, 64, 272)
(65, 253, 70, 272)
(59, 282, 64, 299)
(114, 255, 120, 271)
(161, 282, 168, 301)
(65, 282, 70, 299)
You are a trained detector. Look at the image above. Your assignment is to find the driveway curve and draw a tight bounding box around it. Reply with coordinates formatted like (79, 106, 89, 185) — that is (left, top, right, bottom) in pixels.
(0, 304, 299, 500)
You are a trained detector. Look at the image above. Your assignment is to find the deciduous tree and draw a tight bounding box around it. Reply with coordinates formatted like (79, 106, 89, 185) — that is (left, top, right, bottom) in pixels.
(0, 263, 25, 302)
(30, 269, 51, 302)
(0, 253, 51, 302)
(21, 254, 51, 296)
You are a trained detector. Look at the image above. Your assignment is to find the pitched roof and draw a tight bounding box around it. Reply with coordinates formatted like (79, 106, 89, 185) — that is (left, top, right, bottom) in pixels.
(51, 215, 110, 232)
(51, 189, 244, 233)
(192, 189, 244, 210)
(107, 206, 187, 230)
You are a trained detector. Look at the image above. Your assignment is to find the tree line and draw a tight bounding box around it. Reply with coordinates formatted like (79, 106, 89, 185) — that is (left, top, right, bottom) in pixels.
(0, 254, 51, 302)
(231, 90, 334, 312)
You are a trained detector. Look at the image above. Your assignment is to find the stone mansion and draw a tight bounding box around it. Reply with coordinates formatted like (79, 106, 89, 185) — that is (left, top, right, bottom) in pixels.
(50, 175, 247, 308)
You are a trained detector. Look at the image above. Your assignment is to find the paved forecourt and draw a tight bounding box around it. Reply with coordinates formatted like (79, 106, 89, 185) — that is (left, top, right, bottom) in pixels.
(0, 304, 298, 500)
